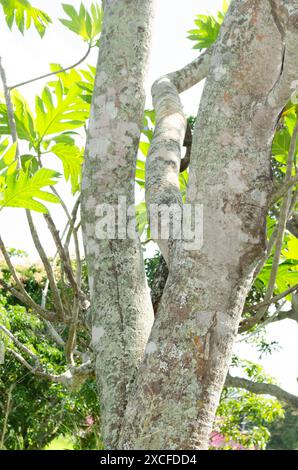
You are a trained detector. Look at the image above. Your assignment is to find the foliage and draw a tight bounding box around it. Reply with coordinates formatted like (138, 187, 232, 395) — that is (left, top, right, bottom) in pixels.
(267, 407, 298, 450)
(0, 0, 51, 37)
(0, 3, 103, 210)
(0, 270, 101, 450)
(187, 1, 229, 50)
(0, 77, 90, 204)
(145, 252, 162, 288)
(215, 361, 284, 450)
(0, 164, 60, 213)
(60, 3, 103, 44)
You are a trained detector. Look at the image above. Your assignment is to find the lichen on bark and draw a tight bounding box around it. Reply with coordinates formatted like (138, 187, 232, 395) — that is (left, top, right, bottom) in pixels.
(81, 0, 154, 449)
(82, 0, 298, 450)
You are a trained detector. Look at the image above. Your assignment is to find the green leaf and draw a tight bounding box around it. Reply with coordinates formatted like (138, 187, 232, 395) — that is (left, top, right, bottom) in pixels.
(282, 236, 298, 261)
(0, 166, 60, 213)
(3, 141, 17, 165)
(139, 141, 150, 156)
(48, 66, 81, 93)
(0, 142, 18, 176)
(59, 2, 103, 42)
(136, 202, 148, 237)
(0, 92, 37, 145)
(0, 0, 52, 37)
(0, 138, 9, 156)
(272, 127, 291, 157)
(187, 4, 229, 50)
(34, 82, 89, 143)
(51, 143, 83, 194)
(0, 103, 10, 136)
(12, 91, 37, 144)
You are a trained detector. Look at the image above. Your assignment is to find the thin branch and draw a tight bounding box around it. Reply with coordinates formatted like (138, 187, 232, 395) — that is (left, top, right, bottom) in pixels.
(42, 319, 65, 348)
(0, 324, 41, 366)
(7, 347, 34, 372)
(8, 43, 92, 90)
(41, 210, 73, 309)
(240, 280, 298, 335)
(270, 174, 298, 205)
(226, 373, 298, 410)
(65, 298, 79, 366)
(238, 300, 287, 341)
(241, 121, 298, 332)
(167, 47, 212, 93)
(0, 384, 14, 450)
(243, 283, 298, 313)
(270, 307, 298, 323)
(44, 213, 89, 310)
(253, 228, 277, 282)
(7, 346, 94, 389)
(0, 236, 56, 321)
(0, 56, 20, 163)
(26, 210, 65, 319)
(63, 197, 82, 286)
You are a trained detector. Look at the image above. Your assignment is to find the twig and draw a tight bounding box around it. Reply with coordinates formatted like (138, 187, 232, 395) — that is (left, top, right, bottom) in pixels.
(271, 174, 298, 205)
(26, 210, 65, 319)
(243, 282, 298, 313)
(6, 347, 94, 388)
(8, 43, 92, 90)
(0, 56, 20, 163)
(44, 213, 89, 310)
(242, 121, 298, 332)
(0, 236, 56, 321)
(0, 384, 14, 450)
(0, 324, 41, 366)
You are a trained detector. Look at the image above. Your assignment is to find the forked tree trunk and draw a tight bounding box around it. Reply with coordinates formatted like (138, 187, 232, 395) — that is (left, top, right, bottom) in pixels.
(82, 0, 298, 450)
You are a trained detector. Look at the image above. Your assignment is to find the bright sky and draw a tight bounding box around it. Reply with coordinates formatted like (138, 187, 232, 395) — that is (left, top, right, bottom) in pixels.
(0, 0, 297, 396)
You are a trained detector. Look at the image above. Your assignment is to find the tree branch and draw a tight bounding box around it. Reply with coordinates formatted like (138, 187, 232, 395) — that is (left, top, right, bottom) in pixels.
(243, 283, 298, 313)
(43, 213, 89, 310)
(270, 174, 298, 205)
(0, 56, 20, 163)
(0, 237, 57, 321)
(0, 384, 14, 450)
(6, 345, 94, 390)
(8, 43, 92, 90)
(26, 211, 65, 319)
(287, 211, 298, 238)
(226, 373, 298, 410)
(0, 324, 41, 366)
(267, 5, 298, 110)
(145, 49, 211, 262)
(241, 121, 298, 332)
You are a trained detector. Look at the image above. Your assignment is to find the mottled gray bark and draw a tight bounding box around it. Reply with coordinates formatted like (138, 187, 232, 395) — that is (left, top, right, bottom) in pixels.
(81, 0, 154, 449)
(119, 0, 298, 450)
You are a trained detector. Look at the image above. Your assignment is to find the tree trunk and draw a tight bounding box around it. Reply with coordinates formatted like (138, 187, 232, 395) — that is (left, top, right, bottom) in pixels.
(119, 0, 298, 449)
(81, 0, 154, 449)
(82, 0, 298, 450)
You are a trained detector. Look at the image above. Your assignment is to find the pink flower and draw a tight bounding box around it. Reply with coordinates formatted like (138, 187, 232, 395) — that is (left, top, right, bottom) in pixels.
(85, 415, 94, 427)
(209, 432, 226, 448)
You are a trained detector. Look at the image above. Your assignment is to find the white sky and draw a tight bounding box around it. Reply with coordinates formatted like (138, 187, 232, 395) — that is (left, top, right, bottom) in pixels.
(0, 0, 298, 396)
